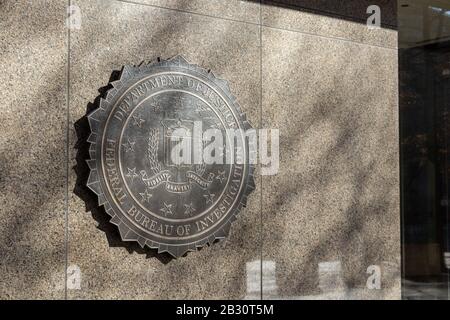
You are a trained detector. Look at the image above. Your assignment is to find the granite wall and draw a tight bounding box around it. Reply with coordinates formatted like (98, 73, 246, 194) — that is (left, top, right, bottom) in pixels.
(0, 0, 399, 299)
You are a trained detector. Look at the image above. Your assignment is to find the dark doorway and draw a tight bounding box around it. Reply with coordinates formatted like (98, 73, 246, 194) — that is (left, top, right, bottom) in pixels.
(399, 0, 450, 300)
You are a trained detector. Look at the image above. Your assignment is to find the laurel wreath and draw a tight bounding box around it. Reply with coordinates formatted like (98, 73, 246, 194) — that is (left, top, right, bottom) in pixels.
(194, 140, 206, 176)
(148, 128, 162, 175)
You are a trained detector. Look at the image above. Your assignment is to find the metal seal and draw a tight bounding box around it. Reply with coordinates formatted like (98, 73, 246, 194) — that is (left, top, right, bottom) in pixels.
(87, 56, 255, 258)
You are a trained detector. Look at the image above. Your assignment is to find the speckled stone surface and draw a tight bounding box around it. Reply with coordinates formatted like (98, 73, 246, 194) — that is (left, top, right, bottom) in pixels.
(131, 0, 260, 23)
(262, 1, 397, 49)
(0, 0, 66, 299)
(0, 0, 400, 300)
(261, 27, 400, 299)
(262, 0, 397, 28)
(68, 0, 261, 299)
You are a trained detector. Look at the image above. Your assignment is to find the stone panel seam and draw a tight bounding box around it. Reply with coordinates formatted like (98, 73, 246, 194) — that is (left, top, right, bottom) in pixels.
(113, 0, 397, 50)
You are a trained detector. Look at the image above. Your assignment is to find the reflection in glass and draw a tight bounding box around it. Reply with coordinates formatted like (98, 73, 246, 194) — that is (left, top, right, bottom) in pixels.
(399, 0, 450, 300)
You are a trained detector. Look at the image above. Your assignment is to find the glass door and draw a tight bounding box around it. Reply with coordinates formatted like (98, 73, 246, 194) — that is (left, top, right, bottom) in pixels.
(399, 0, 450, 300)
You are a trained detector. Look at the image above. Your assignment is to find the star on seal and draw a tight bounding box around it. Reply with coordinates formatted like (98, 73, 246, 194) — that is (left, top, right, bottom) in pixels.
(160, 202, 174, 216)
(122, 138, 135, 153)
(132, 114, 145, 127)
(183, 203, 196, 216)
(125, 167, 139, 183)
(203, 192, 215, 204)
(139, 189, 153, 203)
(216, 170, 226, 183)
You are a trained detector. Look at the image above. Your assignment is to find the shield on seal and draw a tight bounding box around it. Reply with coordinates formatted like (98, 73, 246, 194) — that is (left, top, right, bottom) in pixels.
(161, 117, 195, 168)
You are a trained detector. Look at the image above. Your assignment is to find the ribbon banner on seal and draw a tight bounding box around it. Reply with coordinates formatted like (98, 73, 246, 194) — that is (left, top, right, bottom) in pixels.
(140, 170, 214, 193)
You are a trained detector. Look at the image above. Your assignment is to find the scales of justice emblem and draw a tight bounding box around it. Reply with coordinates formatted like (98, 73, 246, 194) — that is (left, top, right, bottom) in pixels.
(139, 115, 214, 195)
(87, 56, 255, 258)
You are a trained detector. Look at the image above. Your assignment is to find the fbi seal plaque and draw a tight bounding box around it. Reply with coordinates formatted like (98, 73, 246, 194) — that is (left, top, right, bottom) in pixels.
(87, 56, 255, 258)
